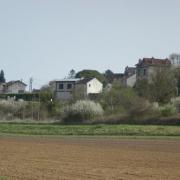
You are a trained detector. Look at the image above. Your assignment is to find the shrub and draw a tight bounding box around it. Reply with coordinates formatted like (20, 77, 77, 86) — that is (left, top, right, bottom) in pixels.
(171, 97, 180, 113)
(0, 100, 26, 120)
(62, 100, 104, 124)
(158, 104, 177, 117)
(128, 97, 151, 117)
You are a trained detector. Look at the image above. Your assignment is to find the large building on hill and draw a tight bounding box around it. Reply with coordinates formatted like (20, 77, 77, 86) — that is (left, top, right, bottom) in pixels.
(136, 57, 171, 81)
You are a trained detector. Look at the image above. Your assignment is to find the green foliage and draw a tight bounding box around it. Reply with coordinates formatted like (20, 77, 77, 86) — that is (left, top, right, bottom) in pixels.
(62, 100, 104, 123)
(0, 123, 180, 136)
(75, 69, 107, 85)
(134, 79, 150, 99)
(104, 69, 114, 83)
(135, 69, 177, 104)
(171, 97, 180, 113)
(101, 82, 137, 114)
(173, 68, 180, 95)
(68, 69, 76, 78)
(0, 70, 5, 83)
(150, 69, 176, 104)
(158, 104, 177, 117)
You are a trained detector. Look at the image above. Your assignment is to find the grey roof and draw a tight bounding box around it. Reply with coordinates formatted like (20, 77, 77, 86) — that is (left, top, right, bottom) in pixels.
(6, 80, 27, 87)
(55, 78, 82, 82)
(76, 77, 95, 84)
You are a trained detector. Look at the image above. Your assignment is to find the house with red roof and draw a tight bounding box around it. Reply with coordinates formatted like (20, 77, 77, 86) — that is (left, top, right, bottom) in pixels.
(136, 57, 171, 82)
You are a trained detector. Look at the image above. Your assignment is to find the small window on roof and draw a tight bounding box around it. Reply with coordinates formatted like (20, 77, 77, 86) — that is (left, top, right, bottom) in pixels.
(59, 84, 64, 90)
(89, 84, 91, 87)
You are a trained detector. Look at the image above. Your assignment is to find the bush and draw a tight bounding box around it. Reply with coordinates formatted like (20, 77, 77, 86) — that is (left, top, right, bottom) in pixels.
(171, 97, 180, 113)
(158, 104, 177, 117)
(0, 100, 26, 120)
(128, 97, 151, 117)
(62, 100, 104, 124)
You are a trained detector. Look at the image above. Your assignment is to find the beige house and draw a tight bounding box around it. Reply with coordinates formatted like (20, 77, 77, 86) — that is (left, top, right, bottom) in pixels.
(75, 78, 103, 98)
(5, 81, 27, 94)
(0, 81, 27, 94)
(123, 66, 136, 87)
(54, 78, 103, 101)
(136, 58, 171, 82)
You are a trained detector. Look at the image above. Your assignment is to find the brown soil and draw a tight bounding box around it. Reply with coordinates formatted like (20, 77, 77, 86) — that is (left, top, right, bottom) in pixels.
(0, 136, 180, 180)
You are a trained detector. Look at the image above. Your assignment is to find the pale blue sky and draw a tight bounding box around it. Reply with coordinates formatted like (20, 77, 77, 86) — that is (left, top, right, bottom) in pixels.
(0, 0, 180, 88)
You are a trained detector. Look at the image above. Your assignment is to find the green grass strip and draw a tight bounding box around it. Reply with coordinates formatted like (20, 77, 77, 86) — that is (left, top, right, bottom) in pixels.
(0, 123, 180, 137)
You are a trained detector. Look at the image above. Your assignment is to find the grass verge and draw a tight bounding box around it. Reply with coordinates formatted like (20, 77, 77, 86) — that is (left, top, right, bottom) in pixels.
(0, 123, 180, 137)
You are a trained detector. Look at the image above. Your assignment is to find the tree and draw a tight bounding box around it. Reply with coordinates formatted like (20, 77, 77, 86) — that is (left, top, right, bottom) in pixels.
(135, 69, 176, 104)
(150, 69, 176, 104)
(75, 69, 107, 85)
(173, 68, 180, 95)
(0, 70, 5, 83)
(134, 79, 150, 100)
(101, 81, 137, 113)
(68, 69, 76, 79)
(104, 69, 114, 83)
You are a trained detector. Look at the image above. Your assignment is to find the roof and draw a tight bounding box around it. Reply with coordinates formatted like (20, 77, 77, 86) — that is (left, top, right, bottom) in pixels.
(6, 80, 27, 87)
(124, 66, 136, 76)
(55, 78, 82, 82)
(136, 57, 171, 67)
(76, 77, 95, 84)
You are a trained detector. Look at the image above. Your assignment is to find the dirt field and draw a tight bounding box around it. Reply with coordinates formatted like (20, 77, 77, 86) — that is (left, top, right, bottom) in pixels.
(0, 137, 180, 180)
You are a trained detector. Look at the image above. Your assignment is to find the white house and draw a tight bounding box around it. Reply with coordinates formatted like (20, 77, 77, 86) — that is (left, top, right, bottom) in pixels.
(5, 81, 27, 94)
(126, 74, 136, 87)
(54, 78, 103, 101)
(75, 78, 103, 98)
(0, 80, 27, 94)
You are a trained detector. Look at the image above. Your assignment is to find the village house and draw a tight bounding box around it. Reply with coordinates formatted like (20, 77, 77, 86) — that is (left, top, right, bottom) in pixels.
(0, 80, 27, 94)
(136, 57, 171, 82)
(123, 66, 136, 87)
(54, 78, 103, 101)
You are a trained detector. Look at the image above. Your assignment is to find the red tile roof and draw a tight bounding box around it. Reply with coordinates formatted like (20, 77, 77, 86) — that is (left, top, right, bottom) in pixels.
(137, 57, 171, 67)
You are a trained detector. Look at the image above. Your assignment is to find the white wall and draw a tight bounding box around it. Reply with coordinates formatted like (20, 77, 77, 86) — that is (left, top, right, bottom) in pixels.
(6, 82, 26, 94)
(126, 74, 136, 87)
(87, 78, 103, 94)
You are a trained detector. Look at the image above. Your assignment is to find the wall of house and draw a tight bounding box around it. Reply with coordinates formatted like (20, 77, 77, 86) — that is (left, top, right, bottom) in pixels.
(55, 91, 73, 101)
(6, 83, 26, 94)
(126, 74, 136, 87)
(74, 84, 87, 98)
(137, 66, 170, 82)
(0, 84, 5, 94)
(136, 67, 149, 81)
(55, 81, 75, 101)
(87, 79, 103, 94)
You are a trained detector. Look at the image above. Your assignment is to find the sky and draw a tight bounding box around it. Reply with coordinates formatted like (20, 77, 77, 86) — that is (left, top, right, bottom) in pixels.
(0, 0, 180, 89)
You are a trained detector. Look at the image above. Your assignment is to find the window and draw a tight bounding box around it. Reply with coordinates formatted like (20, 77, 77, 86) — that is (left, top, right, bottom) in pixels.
(89, 84, 91, 87)
(67, 83, 72, 89)
(143, 69, 146, 76)
(138, 69, 141, 76)
(59, 84, 64, 90)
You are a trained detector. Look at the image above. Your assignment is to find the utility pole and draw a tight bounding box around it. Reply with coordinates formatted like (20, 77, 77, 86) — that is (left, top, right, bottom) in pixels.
(29, 77, 33, 93)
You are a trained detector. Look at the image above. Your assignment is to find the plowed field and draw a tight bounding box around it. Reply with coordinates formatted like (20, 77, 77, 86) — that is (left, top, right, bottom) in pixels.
(0, 137, 180, 180)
